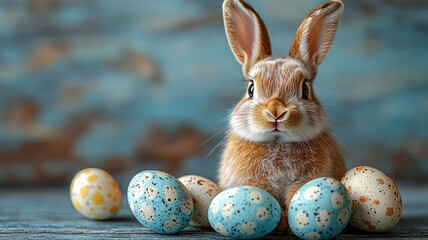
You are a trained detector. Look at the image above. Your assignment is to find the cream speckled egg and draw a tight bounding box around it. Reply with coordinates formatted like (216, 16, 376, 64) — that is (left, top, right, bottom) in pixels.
(341, 166, 402, 232)
(70, 168, 122, 220)
(178, 175, 222, 227)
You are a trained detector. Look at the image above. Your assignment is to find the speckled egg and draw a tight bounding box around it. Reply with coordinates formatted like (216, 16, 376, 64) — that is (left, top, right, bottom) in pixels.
(341, 166, 402, 232)
(178, 175, 222, 228)
(70, 168, 122, 220)
(288, 177, 352, 240)
(208, 186, 281, 239)
(127, 170, 193, 234)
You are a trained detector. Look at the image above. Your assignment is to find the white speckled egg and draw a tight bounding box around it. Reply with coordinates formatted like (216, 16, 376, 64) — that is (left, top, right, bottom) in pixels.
(178, 175, 222, 228)
(70, 168, 122, 220)
(341, 166, 402, 232)
(208, 186, 281, 239)
(127, 170, 193, 234)
(288, 177, 352, 240)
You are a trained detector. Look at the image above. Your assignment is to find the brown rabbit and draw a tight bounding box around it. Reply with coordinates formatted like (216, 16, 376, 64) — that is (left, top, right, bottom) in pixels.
(219, 0, 346, 234)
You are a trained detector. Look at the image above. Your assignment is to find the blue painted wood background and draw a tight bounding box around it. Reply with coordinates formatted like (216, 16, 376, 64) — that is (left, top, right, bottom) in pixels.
(0, 0, 427, 186)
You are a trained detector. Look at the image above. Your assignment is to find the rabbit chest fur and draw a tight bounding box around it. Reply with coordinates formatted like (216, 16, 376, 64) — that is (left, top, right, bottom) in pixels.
(219, 131, 345, 208)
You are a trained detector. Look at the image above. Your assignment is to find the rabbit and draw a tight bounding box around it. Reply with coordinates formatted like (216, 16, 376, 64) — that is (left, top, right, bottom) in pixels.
(219, 0, 346, 235)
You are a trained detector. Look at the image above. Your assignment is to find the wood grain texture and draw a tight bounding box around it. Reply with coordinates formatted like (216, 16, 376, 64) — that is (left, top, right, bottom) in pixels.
(0, 183, 427, 239)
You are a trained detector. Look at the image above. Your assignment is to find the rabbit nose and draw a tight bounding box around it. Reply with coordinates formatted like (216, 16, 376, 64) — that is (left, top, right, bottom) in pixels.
(263, 99, 289, 122)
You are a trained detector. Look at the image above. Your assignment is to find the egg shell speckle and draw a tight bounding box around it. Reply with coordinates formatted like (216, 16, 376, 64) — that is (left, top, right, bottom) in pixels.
(208, 186, 281, 239)
(341, 166, 402, 232)
(288, 177, 352, 240)
(127, 170, 194, 234)
(178, 175, 222, 228)
(70, 168, 122, 220)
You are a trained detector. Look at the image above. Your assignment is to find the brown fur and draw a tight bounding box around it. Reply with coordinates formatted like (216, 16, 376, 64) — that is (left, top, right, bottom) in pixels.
(223, 0, 272, 78)
(289, 1, 344, 75)
(221, 0, 345, 235)
(220, 132, 346, 196)
(220, 131, 346, 234)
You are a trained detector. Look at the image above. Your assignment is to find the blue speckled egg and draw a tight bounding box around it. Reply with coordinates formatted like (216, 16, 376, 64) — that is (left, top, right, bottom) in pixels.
(208, 186, 281, 239)
(288, 177, 352, 240)
(127, 170, 193, 234)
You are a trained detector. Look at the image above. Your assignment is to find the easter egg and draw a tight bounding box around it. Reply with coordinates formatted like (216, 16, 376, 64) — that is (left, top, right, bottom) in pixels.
(288, 177, 352, 240)
(127, 170, 193, 234)
(208, 186, 281, 239)
(341, 166, 402, 232)
(178, 175, 222, 228)
(70, 168, 122, 220)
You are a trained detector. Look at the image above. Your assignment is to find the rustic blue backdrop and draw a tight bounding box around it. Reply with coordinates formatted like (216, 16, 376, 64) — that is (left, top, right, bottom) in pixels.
(0, 0, 427, 186)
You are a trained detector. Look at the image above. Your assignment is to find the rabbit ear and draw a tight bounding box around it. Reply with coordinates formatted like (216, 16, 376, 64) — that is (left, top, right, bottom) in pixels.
(289, 0, 343, 75)
(223, 0, 272, 78)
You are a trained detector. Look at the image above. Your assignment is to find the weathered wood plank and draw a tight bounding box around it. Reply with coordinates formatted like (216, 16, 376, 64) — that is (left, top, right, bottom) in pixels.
(0, 183, 427, 239)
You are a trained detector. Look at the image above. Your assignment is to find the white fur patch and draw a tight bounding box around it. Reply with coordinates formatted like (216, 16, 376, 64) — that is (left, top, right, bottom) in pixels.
(229, 58, 326, 144)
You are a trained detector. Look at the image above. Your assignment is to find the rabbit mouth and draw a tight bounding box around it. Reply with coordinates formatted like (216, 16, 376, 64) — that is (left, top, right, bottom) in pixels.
(272, 121, 281, 132)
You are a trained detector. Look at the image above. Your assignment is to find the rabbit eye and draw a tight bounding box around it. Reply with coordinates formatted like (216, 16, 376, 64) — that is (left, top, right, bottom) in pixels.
(248, 82, 254, 98)
(302, 81, 309, 99)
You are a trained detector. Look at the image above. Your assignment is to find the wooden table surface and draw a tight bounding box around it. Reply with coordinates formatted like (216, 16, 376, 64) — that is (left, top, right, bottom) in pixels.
(1, 183, 427, 239)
